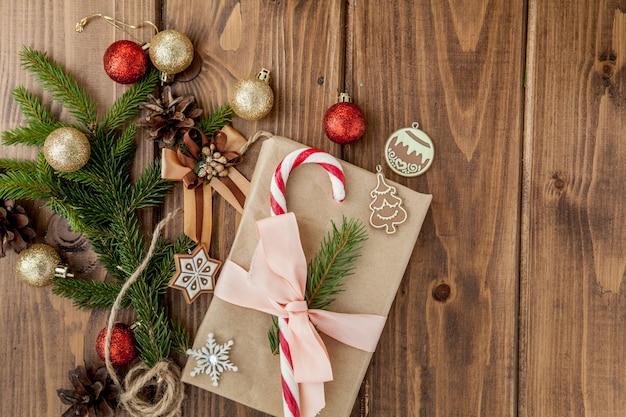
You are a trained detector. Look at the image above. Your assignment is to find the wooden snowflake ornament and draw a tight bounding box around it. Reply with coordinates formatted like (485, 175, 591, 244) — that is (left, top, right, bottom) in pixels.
(170, 245, 222, 303)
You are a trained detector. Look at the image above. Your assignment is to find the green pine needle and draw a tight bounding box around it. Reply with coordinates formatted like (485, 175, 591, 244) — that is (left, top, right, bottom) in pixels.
(20, 46, 97, 128)
(0, 158, 38, 173)
(0, 169, 51, 200)
(268, 217, 368, 354)
(12, 86, 57, 125)
(199, 102, 234, 136)
(2, 123, 65, 146)
(52, 279, 128, 310)
(100, 70, 160, 132)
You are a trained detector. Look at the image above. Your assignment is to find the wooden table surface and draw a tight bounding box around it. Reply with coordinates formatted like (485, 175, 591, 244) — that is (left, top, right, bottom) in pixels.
(1, 1, 625, 416)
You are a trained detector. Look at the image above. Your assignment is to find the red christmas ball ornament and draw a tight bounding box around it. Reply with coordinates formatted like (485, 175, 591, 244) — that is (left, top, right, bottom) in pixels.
(103, 40, 149, 84)
(323, 93, 366, 144)
(96, 323, 139, 366)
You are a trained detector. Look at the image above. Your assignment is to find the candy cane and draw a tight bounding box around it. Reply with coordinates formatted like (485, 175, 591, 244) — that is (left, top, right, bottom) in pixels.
(270, 146, 346, 417)
(270, 147, 346, 217)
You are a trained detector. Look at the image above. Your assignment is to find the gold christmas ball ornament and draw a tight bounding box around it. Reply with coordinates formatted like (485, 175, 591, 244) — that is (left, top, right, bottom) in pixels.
(15, 244, 73, 287)
(44, 127, 91, 172)
(229, 68, 274, 120)
(148, 30, 194, 77)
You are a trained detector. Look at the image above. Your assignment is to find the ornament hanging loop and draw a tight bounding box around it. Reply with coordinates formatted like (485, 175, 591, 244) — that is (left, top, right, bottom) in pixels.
(75, 13, 158, 44)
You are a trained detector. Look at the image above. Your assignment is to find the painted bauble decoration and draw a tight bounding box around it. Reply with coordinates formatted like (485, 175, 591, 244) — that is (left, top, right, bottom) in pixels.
(384, 122, 435, 177)
(323, 93, 365, 144)
(15, 243, 66, 287)
(43, 127, 91, 172)
(148, 30, 194, 78)
(103, 40, 149, 84)
(229, 68, 274, 120)
(96, 323, 139, 366)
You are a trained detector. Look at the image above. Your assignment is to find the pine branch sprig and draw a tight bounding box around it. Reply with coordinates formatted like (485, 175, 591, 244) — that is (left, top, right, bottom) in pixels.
(19, 47, 97, 128)
(0, 169, 51, 200)
(0, 158, 39, 173)
(100, 70, 160, 132)
(306, 217, 368, 310)
(268, 217, 368, 353)
(2, 122, 65, 146)
(52, 279, 127, 310)
(12, 85, 57, 125)
(199, 102, 234, 136)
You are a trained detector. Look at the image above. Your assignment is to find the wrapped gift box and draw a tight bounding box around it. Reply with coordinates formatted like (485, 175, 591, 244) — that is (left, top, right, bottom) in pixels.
(182, 133, 432, 416)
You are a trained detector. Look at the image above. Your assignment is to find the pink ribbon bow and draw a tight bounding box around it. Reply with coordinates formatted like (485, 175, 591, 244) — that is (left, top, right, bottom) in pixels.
(215, 212, 387, 417)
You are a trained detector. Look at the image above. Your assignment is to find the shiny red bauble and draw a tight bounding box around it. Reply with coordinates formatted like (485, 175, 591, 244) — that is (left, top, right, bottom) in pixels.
(103, 40, 149, 84)
(323, 101, 366, 144)
(96, 323, 138, 366)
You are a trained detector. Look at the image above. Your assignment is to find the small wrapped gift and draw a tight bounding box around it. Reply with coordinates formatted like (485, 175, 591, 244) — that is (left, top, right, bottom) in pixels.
(182, 133, 432, 416)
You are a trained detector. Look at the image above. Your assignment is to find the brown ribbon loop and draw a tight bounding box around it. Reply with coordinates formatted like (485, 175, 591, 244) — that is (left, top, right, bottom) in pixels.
(161, 126, 250, 250)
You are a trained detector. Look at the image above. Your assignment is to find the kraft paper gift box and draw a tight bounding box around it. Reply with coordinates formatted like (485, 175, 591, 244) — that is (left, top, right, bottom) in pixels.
(182, 133, 432, 416)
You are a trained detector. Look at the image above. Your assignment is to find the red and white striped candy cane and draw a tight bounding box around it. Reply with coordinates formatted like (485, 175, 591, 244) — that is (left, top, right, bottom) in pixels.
(271, 147, 345, 217)
(270, 146, 346, 417)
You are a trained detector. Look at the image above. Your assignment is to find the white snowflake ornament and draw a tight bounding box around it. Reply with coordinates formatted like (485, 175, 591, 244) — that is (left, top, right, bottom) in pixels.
(186, 333, 238, 386)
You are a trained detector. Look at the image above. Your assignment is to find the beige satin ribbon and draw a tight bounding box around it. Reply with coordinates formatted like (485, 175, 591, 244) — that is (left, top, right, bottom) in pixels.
(161, 126, 251, 250)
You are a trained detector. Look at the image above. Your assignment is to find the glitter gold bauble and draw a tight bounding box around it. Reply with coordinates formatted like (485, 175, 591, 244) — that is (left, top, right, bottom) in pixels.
(148, 30, 194, 76)
(44, 127, 91, 172)
(229, 68, 274, 120)
(15, 244, 61, 287)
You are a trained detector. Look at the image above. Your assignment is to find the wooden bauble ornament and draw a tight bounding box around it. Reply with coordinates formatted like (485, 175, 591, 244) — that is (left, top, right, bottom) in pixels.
(148, 29, 194, 82)
(384, 122, 434, 177)
(44, 127, 91, 172)
(229, 68, 274, 120)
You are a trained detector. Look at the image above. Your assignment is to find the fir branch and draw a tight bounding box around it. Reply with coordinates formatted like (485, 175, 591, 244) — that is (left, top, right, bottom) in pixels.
(268, 217, 368, 354)
(306, 217, 367, 310)
(0, 170, 51, 200)
(126, 160, 173, 211)
(0, 158, 38, 173)
(19, 46, 97, 128)
(100, 70, 160, 132)
(52, 279, 128, 310)
(199, 102, 234, 136)
(12, 85, 56, 125)
(170, 319, 190, 355)
(2, 122, 64, 146)
(111, 123, 138, 163)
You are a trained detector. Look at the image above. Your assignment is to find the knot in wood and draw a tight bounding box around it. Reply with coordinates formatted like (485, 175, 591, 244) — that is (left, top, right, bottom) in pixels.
(433, 284, 451, 302)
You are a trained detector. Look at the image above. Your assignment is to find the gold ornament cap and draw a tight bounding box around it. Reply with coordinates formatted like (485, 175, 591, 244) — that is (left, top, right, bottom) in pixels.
(149, 30, 194, 75)
(229, 68, 274, 121)
(44, 127, 91, 172)
(15, 244, 70, 287)
(337, 92, 353, 103)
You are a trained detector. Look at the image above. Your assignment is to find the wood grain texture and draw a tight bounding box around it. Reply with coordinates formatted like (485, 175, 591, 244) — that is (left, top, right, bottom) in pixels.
(348, 0, 525, 415)
(521, 1, 626, 416)
(3, 0, 626, 416)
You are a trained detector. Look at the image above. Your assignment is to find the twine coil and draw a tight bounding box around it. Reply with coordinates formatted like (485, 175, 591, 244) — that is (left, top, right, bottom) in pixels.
(104, 209, 185, 417)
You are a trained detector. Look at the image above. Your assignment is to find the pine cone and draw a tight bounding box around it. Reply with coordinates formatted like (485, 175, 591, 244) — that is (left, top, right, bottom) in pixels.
(57, 362, 121, 417)
(0, 199, 36, 257)
(138, 85, 203, 148)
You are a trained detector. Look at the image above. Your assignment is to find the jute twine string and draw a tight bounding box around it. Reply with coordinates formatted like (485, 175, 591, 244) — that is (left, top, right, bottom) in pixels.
(104, 209, 185, 417)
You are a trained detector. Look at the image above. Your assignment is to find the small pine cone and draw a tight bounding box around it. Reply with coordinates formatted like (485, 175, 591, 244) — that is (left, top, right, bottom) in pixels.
(57, 362, 121, 417)
(0, 199, 36, 257)
(138, 85, 203, 148)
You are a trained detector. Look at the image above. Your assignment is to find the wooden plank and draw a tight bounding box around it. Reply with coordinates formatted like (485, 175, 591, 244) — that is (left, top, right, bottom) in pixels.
(162, 1, 346, 415)
(349, 1, 525, 415)
(0, 2, 156, 415)
(521, 1, 626, 415)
